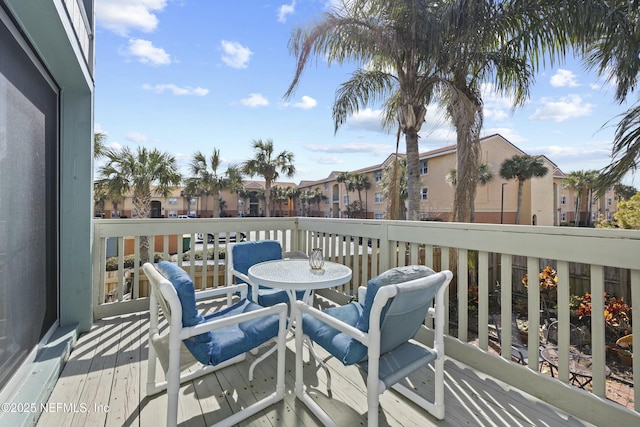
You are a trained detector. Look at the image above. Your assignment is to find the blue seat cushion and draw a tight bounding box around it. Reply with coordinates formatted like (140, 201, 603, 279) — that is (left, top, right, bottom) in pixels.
(302, 302, 367, 365)
(356, 265, 435, 332)
(232, 240, 283, 301)
(195, 299, 281, 365)
(156, 261, 202, 327)
(156, 261, 280, 365)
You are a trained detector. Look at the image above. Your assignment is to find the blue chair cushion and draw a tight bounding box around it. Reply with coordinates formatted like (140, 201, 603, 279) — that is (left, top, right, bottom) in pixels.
(302, 302, 367, 365)
(356, 265, 435, 332)
(156, 261, 203, 327)
(155, 261, 280, 366)
(232, 240, 283, 301)
(196, 299, 281, 365)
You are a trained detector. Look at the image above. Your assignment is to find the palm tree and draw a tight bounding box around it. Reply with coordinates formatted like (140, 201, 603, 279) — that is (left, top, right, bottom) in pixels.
(563, 170, 589, 226)
(583, 170, 600, 226)
(351, 173, 371, 218)
(310, 187, 328, 217)
(446, 162, 493, 222)
(285, 1, 445, 221)
(94, 132, 107, 159)
(270, 185, 287, 217)
(189, 150, 242, 218)
(379, 156, 408, 220)
(96, 146, 182, 261)
(499, 155, 548, 225)
(614, 184, 638, 202)
(286, 1, 567, 222)
(578, 0, 640, 187)
(284, 186, 299, 217)
(242, 139, 295, 218)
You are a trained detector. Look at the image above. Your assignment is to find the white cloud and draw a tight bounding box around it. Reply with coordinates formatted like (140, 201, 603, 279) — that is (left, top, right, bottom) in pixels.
(142, 83, 209, 96)
(481, 82, 517, 122)
(306, 141, 390, 156)
(529, 95, 594, 122)
(291, 96, 317, 109)
(316, 155, 344, 165)
(96, 0, 167, 36)
(123, 39, 171, 66)
(125, 132, 150, 143)
(240, 93, 269, 107)
(346, 108, 386, 132)
(278, 1, 296, 23)
(481, 127, 527, 144)
(550, 69, 579, 87)
(220, 40, 253, 69)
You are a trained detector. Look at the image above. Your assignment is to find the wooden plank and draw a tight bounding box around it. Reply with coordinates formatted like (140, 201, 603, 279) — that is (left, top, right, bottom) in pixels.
(68, 315, 126, 427)
(36, 320, 109, 427)
(105, 312, 143, 426)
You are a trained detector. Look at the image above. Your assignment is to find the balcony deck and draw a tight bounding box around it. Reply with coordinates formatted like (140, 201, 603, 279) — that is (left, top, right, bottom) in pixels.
(37, 296, 600, 427)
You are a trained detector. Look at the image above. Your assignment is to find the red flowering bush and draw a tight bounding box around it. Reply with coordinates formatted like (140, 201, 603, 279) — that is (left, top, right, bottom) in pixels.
(570, 292, 632, 342)
(522, 266, 558, 291)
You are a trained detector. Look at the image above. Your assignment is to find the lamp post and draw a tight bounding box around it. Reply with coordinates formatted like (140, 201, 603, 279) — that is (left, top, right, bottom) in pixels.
(500, 183, 507, 224)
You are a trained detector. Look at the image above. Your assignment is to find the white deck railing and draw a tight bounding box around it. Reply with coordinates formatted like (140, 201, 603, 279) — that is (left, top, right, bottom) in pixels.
(92, 217, 640, 423)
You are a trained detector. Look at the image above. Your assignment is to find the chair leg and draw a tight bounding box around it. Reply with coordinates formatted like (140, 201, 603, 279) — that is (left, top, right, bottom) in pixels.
(366, 368, 381, 427)
(249, 340, 277, 381)
(305, 337, 332, 394)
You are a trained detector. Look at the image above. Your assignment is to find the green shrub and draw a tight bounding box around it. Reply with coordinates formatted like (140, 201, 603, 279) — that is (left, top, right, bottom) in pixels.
(105, 253, 165, 271)
(181, 247, 226, 262)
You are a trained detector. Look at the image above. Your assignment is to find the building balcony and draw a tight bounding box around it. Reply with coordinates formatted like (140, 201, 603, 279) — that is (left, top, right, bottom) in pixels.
(15, 218, 640, 425)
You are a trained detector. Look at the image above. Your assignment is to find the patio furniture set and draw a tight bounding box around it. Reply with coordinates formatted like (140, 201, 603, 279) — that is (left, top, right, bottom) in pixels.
(143, 239, 453, 427)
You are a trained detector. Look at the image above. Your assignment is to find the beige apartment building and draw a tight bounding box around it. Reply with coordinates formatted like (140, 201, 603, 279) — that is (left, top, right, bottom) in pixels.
(96, 134, 618, 225)
(296, 134, 618, 226)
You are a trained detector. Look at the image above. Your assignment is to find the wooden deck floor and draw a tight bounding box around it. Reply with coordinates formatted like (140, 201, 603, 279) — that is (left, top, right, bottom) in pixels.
(37, 301, 597, 427)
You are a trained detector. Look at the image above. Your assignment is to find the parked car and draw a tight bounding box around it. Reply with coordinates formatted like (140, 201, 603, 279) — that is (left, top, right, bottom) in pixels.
(196, 231, 246, 243)
(177, 215, 191, 219)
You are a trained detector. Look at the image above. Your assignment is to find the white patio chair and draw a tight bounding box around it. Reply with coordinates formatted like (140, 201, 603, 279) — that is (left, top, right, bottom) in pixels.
(143, 261, 287, 427)
(294, 265, 453, 427)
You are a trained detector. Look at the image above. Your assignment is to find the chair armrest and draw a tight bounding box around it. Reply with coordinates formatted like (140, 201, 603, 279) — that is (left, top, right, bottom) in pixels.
(180, 302, 288, 339)
(295, 300, 368, 345)
(194, 283, 247, 301)
(229, 269, 260, 303)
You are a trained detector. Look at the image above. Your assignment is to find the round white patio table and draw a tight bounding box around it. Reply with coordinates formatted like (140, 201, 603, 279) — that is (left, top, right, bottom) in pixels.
(246, 259, 352, 379)
(248, 258, 352, 309)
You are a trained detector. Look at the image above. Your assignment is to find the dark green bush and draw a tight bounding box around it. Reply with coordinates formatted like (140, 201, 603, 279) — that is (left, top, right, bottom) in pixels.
(105, 253, 165, 271)
(181, 247, 226, 262)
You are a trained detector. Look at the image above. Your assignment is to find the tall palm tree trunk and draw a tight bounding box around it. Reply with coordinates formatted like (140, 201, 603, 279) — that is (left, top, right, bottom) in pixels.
(405, 129, 421, 221)
(516, 180, 524, 224)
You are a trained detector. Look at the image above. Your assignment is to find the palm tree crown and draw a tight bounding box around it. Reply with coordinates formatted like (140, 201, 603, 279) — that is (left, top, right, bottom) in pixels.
(96, 145, 182, 260)
(242, 139, 295, 217)
(189, 149, 242, 218)
(499, 155, 548, 224)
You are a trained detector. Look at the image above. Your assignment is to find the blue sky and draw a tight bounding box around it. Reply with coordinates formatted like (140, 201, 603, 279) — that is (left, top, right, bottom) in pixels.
(94, 0, 637, 186)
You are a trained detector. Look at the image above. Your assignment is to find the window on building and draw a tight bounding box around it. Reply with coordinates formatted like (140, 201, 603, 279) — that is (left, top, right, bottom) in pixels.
(375, 192, 383, 203)
(420, 160, 428, 175)
(168, 197, 177, 205)
(561, 212, 567, 222)
(168, 210, 177, 218)
(190, 198, 197, 205)
(421, 188, 428, 200)
(344, 195, 350, 204)
(560, 196, 566, 205)
(324, 182, 328, 190)
(608, 198, 612, 206)
(375, 171, 382, 181)
(374, 213, 384, 220)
